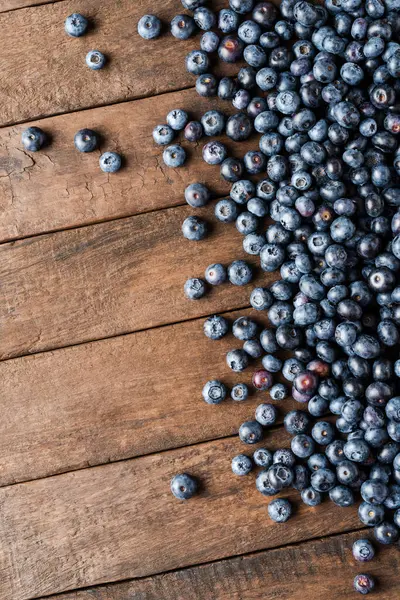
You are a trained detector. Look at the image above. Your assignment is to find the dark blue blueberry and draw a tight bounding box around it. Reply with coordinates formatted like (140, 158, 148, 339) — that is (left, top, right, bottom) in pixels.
(220, 157, 244, 182)
(226, 113, 253, 141)
(358, 502, 385, 527)
(256, 469, 279, 496)
(194, 7, 216, 30)
(171, 15, 196, 40)
(301, 486, 322, 506)
(227, 261, 253, 286)
(170, 473, 198, 500)
(232, 454, 253, 475)
(268, 463, 294, 489)
(291, 434, 315, 458)
(239, 420, 263, 444)
(273, 449, 296, 467)
(243, 233, 265, 255)
(374, 522, 399, 545)
(218, 8, 239, 33)
(231, 383, 249, 402)
(243, 339, 263, 359)
(153, 124, 175, 146)
(163, 145, 186, 168)
(232, 317, 258, 341)
(353, 574, 375, 595)
(21, 127, 47, 152)
(74, 129, 98, 153)
(167, 109, 189, 131)
(361, 480, 388, 505)
(215, 198, 239, 223)
(65, 13, 88, 37)
(226, 349, 249, 372)
(329, 485, 354, 507)
(204, 264, 227, 286)
(203, 141, 227, 165)
(185, 183, 210, 208)
(99, 152, 121, 173)
(202, 380, 227, 404)
(311, 467, 336, 492)
(269, 383, 288, 401)
(238, 19, 261, 44)
(186, 50, 209, 75)
(86, 50, 106, 70)
(337, 460, 359, 485)
(184, 278, 206, 300)
(182, 216, 208, 241)
(250, 288, 273, 310)
(218, 36, 244, 63)
(293, 464, 310, 491)
(184, 121, 203, 142)
(229, 0, 255, 14)
(268, 498, 292, 523)
(353, 539, 375, 563)
(253, 448, 273, 468)
(284, 410, 310, 435)
(196, 74, 218, 97)
(203, 315, 229, 340)
(262, 354, 282, 373)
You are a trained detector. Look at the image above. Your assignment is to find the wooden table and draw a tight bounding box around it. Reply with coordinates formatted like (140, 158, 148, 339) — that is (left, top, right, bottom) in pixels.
(0, 1, 398, 599)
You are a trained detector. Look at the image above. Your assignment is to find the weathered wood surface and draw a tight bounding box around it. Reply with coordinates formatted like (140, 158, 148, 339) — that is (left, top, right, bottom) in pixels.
(0, 89, 243, 242)
(0, 0, 57, 13)
(0, 308, 305, 487)
(0, 0, 236, 127)
(38, 529, 400, 600)
(0, 432, 360, 600)
(0, 204, 272, 360)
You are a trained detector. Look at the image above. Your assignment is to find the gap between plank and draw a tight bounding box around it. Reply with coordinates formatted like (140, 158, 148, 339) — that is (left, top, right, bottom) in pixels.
(30, 525, 368, 600)
(0, 0, 64, 15)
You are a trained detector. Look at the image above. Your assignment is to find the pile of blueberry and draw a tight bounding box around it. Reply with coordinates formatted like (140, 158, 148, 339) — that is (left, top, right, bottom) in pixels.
(143, 0, 400, 594)
(20, 14, 122, 173)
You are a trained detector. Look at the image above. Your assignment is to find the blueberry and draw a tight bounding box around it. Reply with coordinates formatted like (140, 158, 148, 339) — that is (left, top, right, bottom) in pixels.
(196, 74, 218, 97)
(215, 199, 239, 223)
(226, 113, 253, 141)
(231, 383, 249, 401)
(353, 574, 375, 595)
(218, 36, 244, 63)
(269, 383, 288, 401)
(21, 127, 47, 152)
(293, 464, 310, 491)
(284, 410, 310, 435)
(233, 317, 258, 341)
(163, 145, 186, 168)
(202, 141, 227, 165)
(353, 539, 375, 563)
(337, 460, 360, 485)
(74, 129, 98, 153)
(171, 15, 196, 40)
(202, 380, 227, 404)
(153, 124, 175, 146)
(86, 50, 106, 70)
(220, 158, 244, 182)
(358, 502, 385, 526)
(186, 50, 209, 75)
(301, 486, 322, 506)
(194, 7, 216, 30)
(185, 183, 210, 208)
(201, 31, 220, 53)
(239, 420, 263, 444)
(99, 152, 121, 173)
(170, 473, 198, 500)
(232, 454, 253, 475)
(218, 9, 240, 34)
(65, 13, 88, 37)
(253, 448, 273, 468)
(184, 121, 203, 142)
(374, 521, 399, 544)
(184, 278, 206, 300)
(203, 315, 229, 340)
(167, 109, 189, 131)
(329, 485, 355, 507)
(255, 403, 278, 427)
(226, 349, 249, 372)
(291, 434, 315, 458)
(243, 340, 263, 358)
(227, 261, 253, 286)
(229, 0, 255, 15)
(182, 216, 208, 241)
(268, 498, 292, 523)
(268, 463, 294, 489)
(205, 264, 227, 286)
(238, 20, 262, 44)
(310, 467, 336, 492)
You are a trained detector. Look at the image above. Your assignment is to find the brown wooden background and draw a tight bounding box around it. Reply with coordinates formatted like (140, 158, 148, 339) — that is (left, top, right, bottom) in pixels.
(0, 1, 398, 599)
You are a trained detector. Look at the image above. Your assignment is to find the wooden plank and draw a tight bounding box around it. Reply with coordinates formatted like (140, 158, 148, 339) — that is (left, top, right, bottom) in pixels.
(0, 0, 235, 127)
(0, 0, 58, 13)
(0, 203, 269, 360)
(0, 88, 243, 242)
(0, 308, 304, 487)
(0, 432, 360, 600)
(38, 529, 400, 600)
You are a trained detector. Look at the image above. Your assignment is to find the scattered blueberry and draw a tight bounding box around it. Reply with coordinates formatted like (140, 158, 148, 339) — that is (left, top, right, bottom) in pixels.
(138, 15, 162, 40)
(99, 152, 121, 173)
(170, 473, 198, 500)
(21, 127, 47, 152)
(65, 13, 88, 37)
(74, 129, 98, 153)
(86, 50, 106, 70)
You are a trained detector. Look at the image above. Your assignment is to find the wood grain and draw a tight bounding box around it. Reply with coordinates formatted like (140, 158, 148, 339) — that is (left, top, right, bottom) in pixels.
(0, 308, 305, 487)
(0, 88, 247, 242)
(37, 529, 400, 600)
(0, 0, 58, 13)
(0, 0, 235, 127)
(0, 432, 360, 600)
(0, 203, 273, 360)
